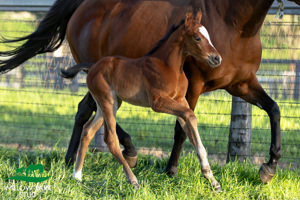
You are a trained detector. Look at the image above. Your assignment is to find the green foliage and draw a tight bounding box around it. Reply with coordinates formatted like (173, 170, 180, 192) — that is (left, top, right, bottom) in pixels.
(0, 148, 299, 199)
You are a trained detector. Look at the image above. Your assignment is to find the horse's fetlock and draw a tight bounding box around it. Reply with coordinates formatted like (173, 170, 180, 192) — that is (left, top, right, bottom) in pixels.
(122, 135, 133, 147)
(201, 167, 212, 177)
(270, 145, 282, 161)
(81, 130, 93, 142)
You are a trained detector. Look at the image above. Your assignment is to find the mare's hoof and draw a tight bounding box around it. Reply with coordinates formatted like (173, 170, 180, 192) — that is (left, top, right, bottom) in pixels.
(259, 163, 275, 184)
(65, 157, 75, 168)
(122, 151, 138, 168)
(166, 166, 178, 177)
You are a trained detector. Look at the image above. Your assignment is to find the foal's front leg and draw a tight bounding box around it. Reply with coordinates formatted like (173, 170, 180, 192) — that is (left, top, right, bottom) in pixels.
(151, 96, 221, 191)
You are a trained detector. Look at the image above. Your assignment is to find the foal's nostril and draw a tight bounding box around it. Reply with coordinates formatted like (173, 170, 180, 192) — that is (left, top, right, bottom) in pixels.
(208, 55, 222, 67)
(214, 56, 220, 64)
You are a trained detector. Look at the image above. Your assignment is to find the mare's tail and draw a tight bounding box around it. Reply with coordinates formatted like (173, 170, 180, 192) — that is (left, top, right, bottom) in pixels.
(0, 0, 85, 74)
(61, 63, 93, 79)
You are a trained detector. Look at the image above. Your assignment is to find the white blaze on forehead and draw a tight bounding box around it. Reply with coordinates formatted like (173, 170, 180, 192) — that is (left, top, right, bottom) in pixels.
(199, 26, 216, 49)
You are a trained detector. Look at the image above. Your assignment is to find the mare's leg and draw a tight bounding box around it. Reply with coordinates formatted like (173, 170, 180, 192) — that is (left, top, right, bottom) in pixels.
(165, 120, 187, 176)
(65, 92, 96, 166)
(166, 72, 202, 176)
(152, 97, 221, 191)
(65, 92, 137, 168)
(117, 124, 138, 168)
(73, 105, 104, 181)
(227, 76, 282, 184)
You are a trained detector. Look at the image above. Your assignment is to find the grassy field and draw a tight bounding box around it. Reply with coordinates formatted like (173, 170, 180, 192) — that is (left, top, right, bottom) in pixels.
(0, 147, 299, 200)
(0, 87, 299, 165)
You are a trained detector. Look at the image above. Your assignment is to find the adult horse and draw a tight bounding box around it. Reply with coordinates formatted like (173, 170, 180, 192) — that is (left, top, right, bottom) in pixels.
(1, 0, 300, 188)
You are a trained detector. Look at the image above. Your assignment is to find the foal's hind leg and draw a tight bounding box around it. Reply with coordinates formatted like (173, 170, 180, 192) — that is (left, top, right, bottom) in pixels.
(73, 105, 104, 181)
(66, 92, 137, 168)
(227, 76, 282, 184)
(151, 96, 221, 191)
(99, 94, 139, 189)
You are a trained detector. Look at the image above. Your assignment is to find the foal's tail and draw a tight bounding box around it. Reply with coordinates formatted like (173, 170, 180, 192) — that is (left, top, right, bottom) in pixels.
(61, 63, 93, 79)
(0, 0, 85, 74)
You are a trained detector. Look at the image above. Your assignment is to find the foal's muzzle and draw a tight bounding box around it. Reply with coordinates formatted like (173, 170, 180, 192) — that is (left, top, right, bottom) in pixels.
(207, 54, 222, 68)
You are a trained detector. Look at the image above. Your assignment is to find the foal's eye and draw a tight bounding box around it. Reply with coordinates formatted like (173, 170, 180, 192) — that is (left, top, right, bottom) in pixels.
(193, 36, 201, 42)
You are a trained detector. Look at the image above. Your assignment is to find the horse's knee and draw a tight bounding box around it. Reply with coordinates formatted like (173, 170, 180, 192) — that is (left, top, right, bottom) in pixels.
(75, 107, 94, 124)
(268, 102, 280, 122)
(80, 128, 94, 143)
(182, 110, 197, 125)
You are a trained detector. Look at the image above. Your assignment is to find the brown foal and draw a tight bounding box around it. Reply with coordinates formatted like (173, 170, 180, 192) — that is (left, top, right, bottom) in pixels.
(62, 11, 222, 190)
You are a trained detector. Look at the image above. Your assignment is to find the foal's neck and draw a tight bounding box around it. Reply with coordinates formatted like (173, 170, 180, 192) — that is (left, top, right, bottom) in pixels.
(150, 25, 187, 72)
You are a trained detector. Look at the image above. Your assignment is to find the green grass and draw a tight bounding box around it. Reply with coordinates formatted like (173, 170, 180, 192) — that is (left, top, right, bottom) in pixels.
(0, 87, 299, 164)
(0, 147, 299, 199)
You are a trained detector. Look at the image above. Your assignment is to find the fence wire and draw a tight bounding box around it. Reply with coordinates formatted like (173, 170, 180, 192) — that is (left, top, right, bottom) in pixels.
(0, 12, 299, 167)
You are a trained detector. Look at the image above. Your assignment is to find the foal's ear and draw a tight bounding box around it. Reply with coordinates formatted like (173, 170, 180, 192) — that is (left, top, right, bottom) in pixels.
(195, 10, 202, 23)
(185, 11, 193, 28)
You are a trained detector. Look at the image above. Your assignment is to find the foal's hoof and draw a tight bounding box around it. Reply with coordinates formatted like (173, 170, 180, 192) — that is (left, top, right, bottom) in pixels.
(259, 163, 275, 184)
(214, 183, 222, 192)
(129, 180, 139, 190)
(122, 151, 138, 168)
(72, 170, 82, 182)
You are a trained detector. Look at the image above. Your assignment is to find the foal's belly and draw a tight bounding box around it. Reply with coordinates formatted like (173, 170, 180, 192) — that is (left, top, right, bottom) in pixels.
(115, 87, 151, 108)
(112, 77, 151, 108)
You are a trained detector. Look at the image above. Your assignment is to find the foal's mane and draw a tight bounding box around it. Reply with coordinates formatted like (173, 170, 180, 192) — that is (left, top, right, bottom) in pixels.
(145, 18, 185, 56)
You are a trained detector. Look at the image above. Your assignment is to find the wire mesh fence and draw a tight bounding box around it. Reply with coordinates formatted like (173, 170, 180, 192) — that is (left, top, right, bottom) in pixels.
(0, 11, 299, 167)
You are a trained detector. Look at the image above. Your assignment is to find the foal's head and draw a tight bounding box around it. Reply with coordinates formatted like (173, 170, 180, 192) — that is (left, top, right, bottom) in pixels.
(183, 11, 222, 68)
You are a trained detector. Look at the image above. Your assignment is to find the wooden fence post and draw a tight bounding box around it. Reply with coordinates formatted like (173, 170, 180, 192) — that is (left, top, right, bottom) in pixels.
(15, 65, 24, 89)
(70, 77, 79, 92)
(94, 126, 109, 152)
(227, 96, 252, 162)
(294, 62, 300, 100)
